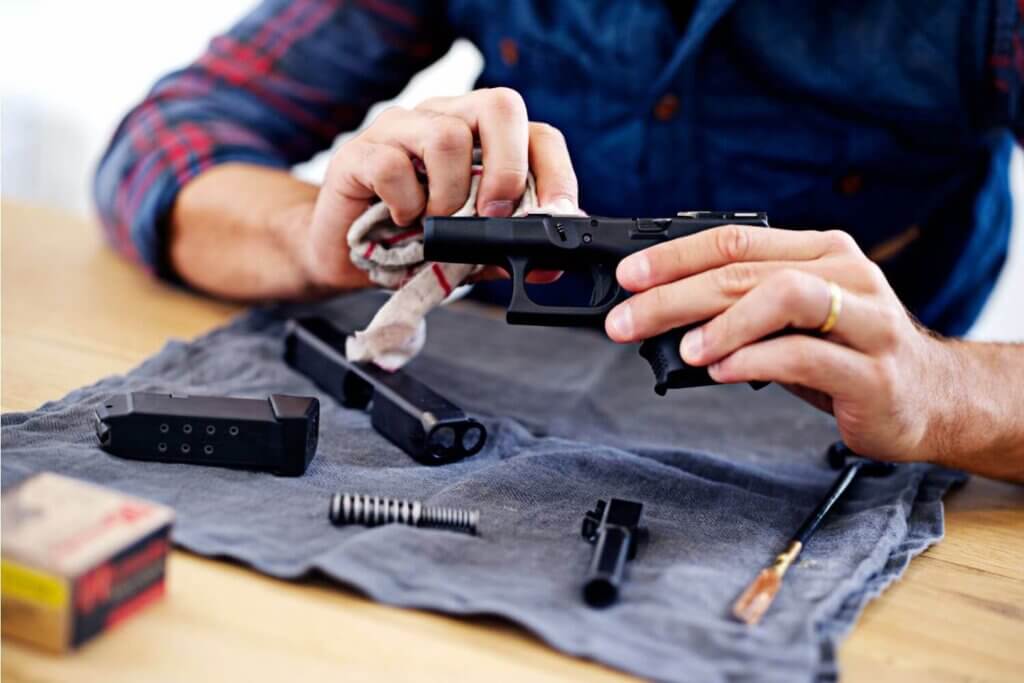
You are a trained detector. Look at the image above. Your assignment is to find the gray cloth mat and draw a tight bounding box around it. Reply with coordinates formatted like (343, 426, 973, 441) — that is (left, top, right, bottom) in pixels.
(1, 291, 962, 682)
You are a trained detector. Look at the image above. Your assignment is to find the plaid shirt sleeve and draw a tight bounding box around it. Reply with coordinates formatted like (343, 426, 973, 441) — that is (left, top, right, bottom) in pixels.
(93, 0, 453, 279)
(990, 0, 1024, 140)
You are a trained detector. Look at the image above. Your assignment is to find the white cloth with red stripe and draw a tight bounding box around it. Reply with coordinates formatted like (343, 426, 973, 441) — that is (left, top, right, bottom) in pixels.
(345, 162, 574, 371)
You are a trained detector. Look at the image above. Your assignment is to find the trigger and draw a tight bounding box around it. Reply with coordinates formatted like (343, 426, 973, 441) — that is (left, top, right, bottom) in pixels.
(589, 263, 616, 307)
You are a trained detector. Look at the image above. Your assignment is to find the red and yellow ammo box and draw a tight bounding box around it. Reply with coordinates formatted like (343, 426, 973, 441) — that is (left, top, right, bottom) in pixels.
(1, 472, 174, 652)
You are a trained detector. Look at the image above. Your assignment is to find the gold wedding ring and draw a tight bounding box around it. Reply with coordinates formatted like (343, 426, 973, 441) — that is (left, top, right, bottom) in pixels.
(819, 281, 843, 334)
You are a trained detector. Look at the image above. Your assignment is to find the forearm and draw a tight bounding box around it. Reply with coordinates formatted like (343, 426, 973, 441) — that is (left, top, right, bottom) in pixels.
(169, 164, 328, 301)
(928, 338, 1024, 481)
(95, 0, 455, 288)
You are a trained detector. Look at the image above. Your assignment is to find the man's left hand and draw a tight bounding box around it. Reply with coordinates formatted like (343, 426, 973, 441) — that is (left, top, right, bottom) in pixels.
(604, 225, 958, 464)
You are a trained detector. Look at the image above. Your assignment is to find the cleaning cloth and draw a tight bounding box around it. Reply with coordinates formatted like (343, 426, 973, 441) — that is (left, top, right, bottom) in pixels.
(345, 155, 580, 370)
(0, 292, 963, 682)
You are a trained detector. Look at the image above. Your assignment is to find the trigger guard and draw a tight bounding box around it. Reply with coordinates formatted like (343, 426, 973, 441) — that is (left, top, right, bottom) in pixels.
(506, 256, 530, 295)
(505, 256, 534, 310)
(503, 256, 622, 326)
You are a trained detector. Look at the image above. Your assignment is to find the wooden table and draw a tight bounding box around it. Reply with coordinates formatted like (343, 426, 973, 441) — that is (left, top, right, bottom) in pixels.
(3, 201, 1022, 682)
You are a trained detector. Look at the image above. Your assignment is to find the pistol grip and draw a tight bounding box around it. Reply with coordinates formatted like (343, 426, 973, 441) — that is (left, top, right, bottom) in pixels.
(638, 327, 769, 395)
(638, 326, 715, 395)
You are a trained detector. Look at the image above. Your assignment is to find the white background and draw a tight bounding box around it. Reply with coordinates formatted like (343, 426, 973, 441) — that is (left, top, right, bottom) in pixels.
(1, 0, 1021, 340)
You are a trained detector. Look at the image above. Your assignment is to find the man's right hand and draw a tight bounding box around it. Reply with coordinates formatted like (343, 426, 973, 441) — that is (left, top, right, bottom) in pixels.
(168, 88, 577, 301)
(302, 87, 580, 289)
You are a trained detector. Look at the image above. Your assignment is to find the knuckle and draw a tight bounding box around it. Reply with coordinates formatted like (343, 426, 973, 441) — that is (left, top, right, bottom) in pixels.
(427, 118, 472, 156)
(823, 229, 860, 254)
(374, 105, 407, 126)
(788, 338, 820, 380)
(872, 356, 898, 401)
(415, 96, 445, 112)
(530, 121, 566, 144)
(773, 269, 811, 309)
(714, 224, 753, 262)
(778, 346, 809, 382)
(486, 164, 528, 189)
(327, 141, 356, 177)
(367, 147, 409, 185)
(707, 313, 732, 347)
(715, 262, 760, 295)
(487, 87, 528, 118)
(860, 260, 889, 293)
(874, 306, 904, 349)
(327, 141, 369, 190)
(660, 242, 688, 279)
(647, 286, 675, 326)
(545, 172, 579, 201)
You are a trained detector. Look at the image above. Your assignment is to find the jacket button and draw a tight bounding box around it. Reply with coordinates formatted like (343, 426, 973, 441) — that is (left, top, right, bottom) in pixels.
(499, 38, 519, 67)
(653, 93, 680, 121)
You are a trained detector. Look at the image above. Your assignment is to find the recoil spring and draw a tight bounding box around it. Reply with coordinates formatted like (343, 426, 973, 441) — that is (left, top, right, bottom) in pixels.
(329, 493, 479, 535)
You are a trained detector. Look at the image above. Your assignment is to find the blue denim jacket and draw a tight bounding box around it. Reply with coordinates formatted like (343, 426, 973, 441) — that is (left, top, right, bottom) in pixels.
(96, 0, 1023, 334)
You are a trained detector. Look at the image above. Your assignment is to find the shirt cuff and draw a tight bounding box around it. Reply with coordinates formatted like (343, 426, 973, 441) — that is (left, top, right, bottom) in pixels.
(112, 148, 289, 285)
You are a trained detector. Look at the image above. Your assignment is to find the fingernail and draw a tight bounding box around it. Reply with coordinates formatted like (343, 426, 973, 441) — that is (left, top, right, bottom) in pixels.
(481, 200, 515, 217)
(606, 304, 634, 340)
(619, 254, 651, 286)
(681, 327, 704, 362)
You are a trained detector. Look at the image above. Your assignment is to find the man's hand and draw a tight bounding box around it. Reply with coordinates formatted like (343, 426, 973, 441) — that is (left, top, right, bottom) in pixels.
(604, 225, 1024, 479)
(303, 87, 579, 289)
(169, 88, 577, 300)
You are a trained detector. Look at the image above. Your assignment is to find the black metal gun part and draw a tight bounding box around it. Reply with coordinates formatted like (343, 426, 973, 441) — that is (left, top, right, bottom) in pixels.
(826, 440, 897, 478)
(424, 211, 771, 394)
(283, 317, 486, 466)
(94, 392, 320, 476)
(580, 498, 646, 608)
